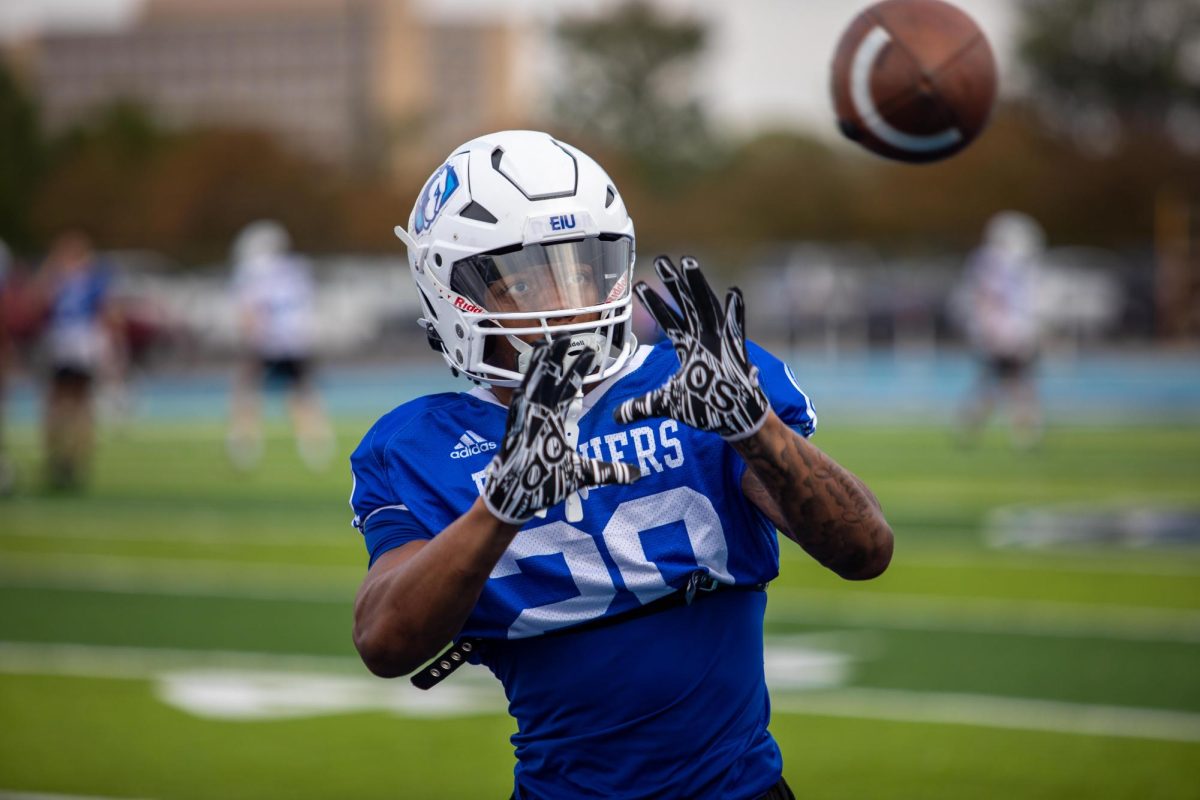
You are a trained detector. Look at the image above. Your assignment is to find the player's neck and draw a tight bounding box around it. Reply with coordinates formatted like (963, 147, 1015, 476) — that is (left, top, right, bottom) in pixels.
(490, 385, 515, 406)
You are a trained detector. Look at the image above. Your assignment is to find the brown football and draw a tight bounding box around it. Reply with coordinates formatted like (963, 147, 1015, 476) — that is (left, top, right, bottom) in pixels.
(830, 0, 997, 163)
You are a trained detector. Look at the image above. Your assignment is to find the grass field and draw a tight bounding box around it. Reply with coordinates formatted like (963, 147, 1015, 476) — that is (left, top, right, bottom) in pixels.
(1, 418, 1198, 799)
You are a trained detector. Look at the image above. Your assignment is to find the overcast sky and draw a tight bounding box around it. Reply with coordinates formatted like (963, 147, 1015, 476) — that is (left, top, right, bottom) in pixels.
(1, 0, 1020, 136)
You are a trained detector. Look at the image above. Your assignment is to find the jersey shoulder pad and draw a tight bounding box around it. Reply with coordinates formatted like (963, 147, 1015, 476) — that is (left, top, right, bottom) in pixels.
(745, 340, 817, 437)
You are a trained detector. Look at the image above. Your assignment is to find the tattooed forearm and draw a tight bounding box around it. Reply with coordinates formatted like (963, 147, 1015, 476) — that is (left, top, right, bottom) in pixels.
(736, 412, 893, 580)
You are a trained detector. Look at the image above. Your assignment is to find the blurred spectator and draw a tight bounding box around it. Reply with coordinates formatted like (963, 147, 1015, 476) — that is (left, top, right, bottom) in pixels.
(958, 211, 1046, 449)
(227, 221, 334, 472)
(39, 230, 123, 490)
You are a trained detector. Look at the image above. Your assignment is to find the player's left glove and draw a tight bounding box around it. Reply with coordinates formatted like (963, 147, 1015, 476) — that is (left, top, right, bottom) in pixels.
(484, 335, 642, 526)
(615, 255, 770, 441)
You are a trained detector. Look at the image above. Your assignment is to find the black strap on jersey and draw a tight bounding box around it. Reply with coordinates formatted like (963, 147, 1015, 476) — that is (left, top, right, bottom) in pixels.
(409, 638, 477, 690)
(410, 571, 767, 691)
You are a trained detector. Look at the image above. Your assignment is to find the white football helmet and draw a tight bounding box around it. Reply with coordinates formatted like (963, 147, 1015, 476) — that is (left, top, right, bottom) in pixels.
(233, 219, 290, 265)
(395, 130, 637, 387)
(984, 211, 1045, 260)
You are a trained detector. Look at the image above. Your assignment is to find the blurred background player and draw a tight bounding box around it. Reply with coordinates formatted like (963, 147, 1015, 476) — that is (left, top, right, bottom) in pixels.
(38, 229, 121, 490)
(227, 220, 334, 471)
(0, 239, 14, 495)
(958, 211, 1046, 449)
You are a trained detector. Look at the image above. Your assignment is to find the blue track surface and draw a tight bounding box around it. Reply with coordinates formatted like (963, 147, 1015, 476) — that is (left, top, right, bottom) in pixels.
(4, 349, 1198, 426)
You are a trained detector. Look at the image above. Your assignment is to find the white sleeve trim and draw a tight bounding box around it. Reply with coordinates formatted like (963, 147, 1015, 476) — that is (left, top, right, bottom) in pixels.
(359, 503, 412, 529)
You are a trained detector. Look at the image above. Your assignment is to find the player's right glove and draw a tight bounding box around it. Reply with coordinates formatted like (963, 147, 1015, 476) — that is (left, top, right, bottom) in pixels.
(482, 336, 642, 526)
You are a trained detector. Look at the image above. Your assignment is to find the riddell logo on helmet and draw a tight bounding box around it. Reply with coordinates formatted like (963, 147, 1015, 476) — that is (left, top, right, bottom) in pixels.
(605, 273, 629, 303)
(453, 296, 485, 314)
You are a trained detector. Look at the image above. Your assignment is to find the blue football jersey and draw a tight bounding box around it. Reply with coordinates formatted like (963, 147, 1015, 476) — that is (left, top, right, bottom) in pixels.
(349, 339, 816, 800)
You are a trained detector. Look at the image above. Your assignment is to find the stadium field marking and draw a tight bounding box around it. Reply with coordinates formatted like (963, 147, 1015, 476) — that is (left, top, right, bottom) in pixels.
(1, 527, 348, 546)
(896, 550, 1200, 577)
(3, 555, 1200, 643)
(3, 641, 1197, 743)
(0, 553, 363, 580)
(0, 553, 359, 602)
(774, 688, 1200, 743)
(0, 641, 366, 680)
(0, 792, 150, 800)
(0, 525, 350, 547)
(9, 527, 1200, 575)
(767, 587, 1200, 643)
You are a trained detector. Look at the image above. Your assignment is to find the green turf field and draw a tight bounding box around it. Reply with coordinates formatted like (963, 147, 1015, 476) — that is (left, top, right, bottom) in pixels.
(1, 421, 1198, 799)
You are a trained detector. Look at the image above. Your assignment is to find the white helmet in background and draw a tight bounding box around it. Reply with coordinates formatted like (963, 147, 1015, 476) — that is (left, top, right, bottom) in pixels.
(984, 211, 1045, 260)
(233, 220, 291, 266)
(395, 130, 637, 387)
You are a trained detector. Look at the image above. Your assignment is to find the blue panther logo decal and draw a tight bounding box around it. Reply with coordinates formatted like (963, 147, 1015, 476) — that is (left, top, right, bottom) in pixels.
(414, 163, 460, 234)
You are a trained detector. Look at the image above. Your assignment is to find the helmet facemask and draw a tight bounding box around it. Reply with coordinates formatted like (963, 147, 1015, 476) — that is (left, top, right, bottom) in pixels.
(447, 234, 635, 386)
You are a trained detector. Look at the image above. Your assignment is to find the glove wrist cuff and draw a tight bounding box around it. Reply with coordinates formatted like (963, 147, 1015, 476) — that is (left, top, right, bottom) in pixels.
(480, 488, 531, 528)
(720, 408, 769, 443)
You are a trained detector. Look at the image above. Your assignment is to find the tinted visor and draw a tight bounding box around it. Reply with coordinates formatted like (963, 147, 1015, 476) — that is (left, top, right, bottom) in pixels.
(450, 236, 632, 314)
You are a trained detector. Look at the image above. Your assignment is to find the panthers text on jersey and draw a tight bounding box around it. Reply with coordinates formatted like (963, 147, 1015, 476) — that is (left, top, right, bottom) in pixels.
(350, 339, 816, 800)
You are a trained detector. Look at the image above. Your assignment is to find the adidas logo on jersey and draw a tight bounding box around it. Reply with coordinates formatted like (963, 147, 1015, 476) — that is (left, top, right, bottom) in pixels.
(450, 430, 498, 459)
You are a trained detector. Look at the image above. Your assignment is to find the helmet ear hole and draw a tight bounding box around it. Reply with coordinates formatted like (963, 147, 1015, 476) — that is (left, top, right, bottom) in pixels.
(417, 288, 439, 320)
(434, 253, 443, 266)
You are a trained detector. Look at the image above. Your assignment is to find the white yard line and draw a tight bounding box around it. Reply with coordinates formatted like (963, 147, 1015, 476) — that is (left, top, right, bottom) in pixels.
(0, 526, 347, 547)
(0, 793, 151, 800)
(2, 553, 1199, 642)
(767, 587, 1200, 643)
(0, 641, 365, 679)
(0, 553, 362, 581)
(895, 551, 1200, 577)
(8, 526, 1200, 574)
(2, 641, 1198, 742)
(774, 688, 1200, 743)
(0, 553, 359, 602)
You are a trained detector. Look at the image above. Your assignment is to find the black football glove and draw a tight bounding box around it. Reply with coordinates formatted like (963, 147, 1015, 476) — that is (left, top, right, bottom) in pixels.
(483, 336, 642, 526)
(615, 256, 769, 441)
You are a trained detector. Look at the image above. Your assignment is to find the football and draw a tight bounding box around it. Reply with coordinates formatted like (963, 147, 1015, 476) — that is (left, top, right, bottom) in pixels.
(830, 0, 997, 163)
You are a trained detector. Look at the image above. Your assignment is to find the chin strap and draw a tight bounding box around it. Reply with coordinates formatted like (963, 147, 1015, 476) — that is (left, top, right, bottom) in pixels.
(514, 331, 607, 376)
(562, 390, 586, 523)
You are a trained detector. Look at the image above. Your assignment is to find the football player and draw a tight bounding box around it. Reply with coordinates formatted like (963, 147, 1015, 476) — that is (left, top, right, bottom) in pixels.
(227, 220, 335, 471)
(958, 211, 1045, 449)
(0, 240, 13, 495)
(350, 130, 893, 800)
(38, 230, 121, 490)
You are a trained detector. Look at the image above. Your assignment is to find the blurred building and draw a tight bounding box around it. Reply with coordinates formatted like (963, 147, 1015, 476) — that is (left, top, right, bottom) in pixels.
(25, 0, 526, 167)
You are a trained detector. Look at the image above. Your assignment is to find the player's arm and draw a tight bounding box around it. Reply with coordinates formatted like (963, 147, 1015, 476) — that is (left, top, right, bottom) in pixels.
(736, 415, 891, 580)
(615, 256, 891, 581)
(353, 338, 641, 678)
(353, 500, 518, 678)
